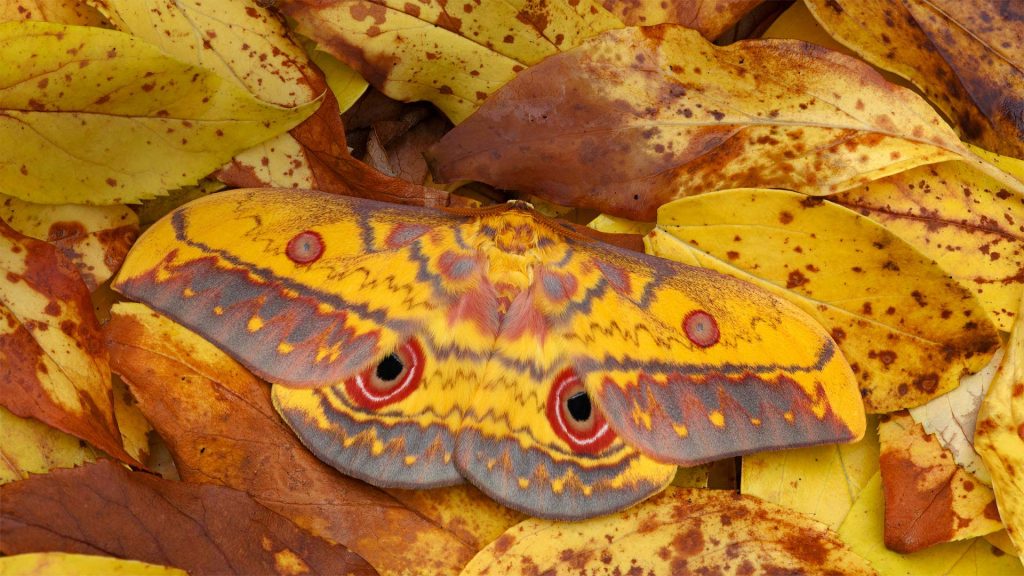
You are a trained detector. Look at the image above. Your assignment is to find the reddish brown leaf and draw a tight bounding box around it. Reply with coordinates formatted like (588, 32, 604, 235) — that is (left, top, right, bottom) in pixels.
(104, 303, 476, 575)
(0, 461, 375, 576)
(0, 220, 136, 465)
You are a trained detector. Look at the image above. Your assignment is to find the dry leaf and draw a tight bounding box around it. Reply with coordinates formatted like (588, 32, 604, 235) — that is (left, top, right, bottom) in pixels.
(384, 486, 525, 552)
(0, 0, 107, 25)
(104, 302, 477, 576)
(602, 0, 763, 37)
(0, 461, 376, 576)
(0, 553, 186, 576)
(909, 351, 1004, 484)
(427, 25, 1022, 221)
(0, 194, 137, 291)
(0, 220, 136, 464)
(648, 188, 999, 413)
(833, 152, 1024, 332)
(879, 412, 1002, 552)
(839, 472, 1023, 575)
(741, 417, 880, 530)
(461, 487, 876, 575)
(307, 46, 368, 113)
(805, 0, 1024, 158)
(0, 406, 99, 485)
(975, 293, 1024, 560)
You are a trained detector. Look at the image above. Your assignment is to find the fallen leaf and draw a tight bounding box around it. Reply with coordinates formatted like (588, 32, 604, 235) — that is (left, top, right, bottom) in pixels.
(427, 25, 1022, 221)
(111, 375, 152, 465)
(648, 188, 1000, 413)
(602, 0, 764, 38)
(304, 44, 369, 114)
(0, 20, 316, 205)
(909, 351, 1004, 484)
(363, 107, 451, 185)
(461, 487, 876, 576)
(384, 486, 525, 552)
(0, 406, 99, 485)
(879, 411, 1002, 553)
(0, 552, 186, 576)
(587, 213, 654, 236)
(833, 152, 1024, 332)
(277, 0, 625, 122)
(0, 194, 138, 290)
(741, 417, 880, 530)
(975, 293, 1024, 560)
(0, 461, 375, 575)
(104, 302, 477, 575)
(839, 472, 1024, 575)
(804, 0, 1024, 158)
(0, 0, 107, 25)
(985, 530, 1021, 558)
(0, 220, 136, 464)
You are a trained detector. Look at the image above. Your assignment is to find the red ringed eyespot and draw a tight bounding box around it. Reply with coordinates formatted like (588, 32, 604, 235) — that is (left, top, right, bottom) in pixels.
(344, 339, 425, 409)
(546, 369, 615, 454)
(286, 230, 324, 264)
(683, 310, 720, 348)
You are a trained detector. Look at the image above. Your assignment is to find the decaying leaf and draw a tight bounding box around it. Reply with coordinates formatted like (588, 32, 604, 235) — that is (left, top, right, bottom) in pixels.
(833, 153, 1024, 332)
(909, 351, 1003, 484)
(0, 553, 186, 576)
(0, 0, 107, 25)
(602, 0, 763, 37)
(975, 294, 1024, 560)
(461, 487, 876, 576)
(104, 302, 477, 575)
(0, 20, 316, 205)
(0, 194, 137, 291)
(741, 417, 880, 530)
(0, 220, 136, 465)
(805, 0, 1024, 158)
(0, 461, 375, 575)
(278, 0, 629, 123)
(839, 473, 1023, 575)
(0, 406, 99, 485)
(879, 412, 1002, 553)
(648, 189, 999, 412)
(428, 25, 1022, 221)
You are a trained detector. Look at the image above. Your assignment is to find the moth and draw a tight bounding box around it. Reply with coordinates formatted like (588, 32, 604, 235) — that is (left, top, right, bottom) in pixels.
(114, 188, 866, 519)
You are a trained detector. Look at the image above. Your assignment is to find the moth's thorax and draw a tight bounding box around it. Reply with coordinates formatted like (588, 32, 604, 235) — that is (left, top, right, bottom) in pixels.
(474, 211, 564, 314)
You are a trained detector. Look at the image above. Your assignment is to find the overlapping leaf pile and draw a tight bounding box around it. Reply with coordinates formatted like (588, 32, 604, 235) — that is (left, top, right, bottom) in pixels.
(1, 0, 1022, 575)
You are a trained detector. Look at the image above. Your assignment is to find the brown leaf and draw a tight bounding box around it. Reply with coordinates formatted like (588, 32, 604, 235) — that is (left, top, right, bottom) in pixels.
(805, 0, 1024, 158)
(427, 25, 1021, 221)
(879, 411, 1003, 553)
(0, 461, 375, 576)
(104, 302, 476, 576)
(0, 220, 136, 465)
(603, 0, 764, 38)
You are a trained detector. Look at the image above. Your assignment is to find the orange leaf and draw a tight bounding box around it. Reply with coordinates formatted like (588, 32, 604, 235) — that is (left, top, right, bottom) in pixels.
(0, 461, 375, 575)
(104, 302, 476, 575)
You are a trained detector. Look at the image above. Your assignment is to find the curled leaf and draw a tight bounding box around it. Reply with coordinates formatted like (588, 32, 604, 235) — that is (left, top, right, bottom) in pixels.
(0, 20, 316, 205)
(0, 461, 375, 575)
(805, 0, 1024, 158)
(104, 302, 476, 575)
(648, 189, 999, 412)
(427, 25, 1021, 221)
(461, 487, 876, 576)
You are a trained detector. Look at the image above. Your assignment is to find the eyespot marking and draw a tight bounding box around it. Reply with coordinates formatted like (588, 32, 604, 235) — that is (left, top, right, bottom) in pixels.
(345, 339, 425, 409)
(683, 310, 720, 348)
(546, 369, 615, 454)
(286, 230, 324, 264)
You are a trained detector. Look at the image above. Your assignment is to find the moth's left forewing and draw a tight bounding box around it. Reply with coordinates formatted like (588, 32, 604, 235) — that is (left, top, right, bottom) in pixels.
(572, 245, 866, 466)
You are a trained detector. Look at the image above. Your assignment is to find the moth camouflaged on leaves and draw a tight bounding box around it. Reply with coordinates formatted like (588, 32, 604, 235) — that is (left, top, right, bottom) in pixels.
(113, 188, 866, 519)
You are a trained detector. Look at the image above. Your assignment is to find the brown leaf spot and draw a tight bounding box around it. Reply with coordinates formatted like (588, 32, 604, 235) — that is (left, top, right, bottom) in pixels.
(671, 527, 704, 557)
(786, 270, 809, 289)
(912, 373, 940, 394)
(106, 178, 118, 187)
(778, 211, 793, 224)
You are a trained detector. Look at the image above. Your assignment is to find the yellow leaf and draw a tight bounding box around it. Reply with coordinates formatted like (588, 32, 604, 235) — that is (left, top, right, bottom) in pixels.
(649, 188, 999, 412)
(975, 293, 1024, 560)
(428, 25, 1023, 221)
(0, 0, 107, 26)
(741, 416, 880, 530)
(385, 485, 525, 552)
(586, 213, 654, 236)
(805, 0, 1024, 158)
(0, 406, 99, 485)
(0, 20, 316, 205)
(307, 47, 368, 114)
(278, 0, 624, 122)
(604, 0, 763, 38)
(0, 193, 138, 290)
(833, 153, 1024, 331)
(0, 552, 186, 576)
(461, 487, 875, 575)
(838, 473, 1024, 575)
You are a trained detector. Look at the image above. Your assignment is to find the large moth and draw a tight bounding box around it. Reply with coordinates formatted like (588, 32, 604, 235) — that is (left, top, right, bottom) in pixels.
(114, 188, 866, 519)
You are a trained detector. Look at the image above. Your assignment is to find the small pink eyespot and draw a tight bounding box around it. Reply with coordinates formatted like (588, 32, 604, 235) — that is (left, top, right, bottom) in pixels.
(683, 310, 720, 348)
(546, 369, 615, 454)
(286, 231, 324, 264)
(345, 339, 425, 409)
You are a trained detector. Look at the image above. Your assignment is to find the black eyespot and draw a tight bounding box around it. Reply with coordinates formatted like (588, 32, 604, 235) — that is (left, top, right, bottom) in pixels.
(566, 391, 592, 422)
(375, 354, 404, 381)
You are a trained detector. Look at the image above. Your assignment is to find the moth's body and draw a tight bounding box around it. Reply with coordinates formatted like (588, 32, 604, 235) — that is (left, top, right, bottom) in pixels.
(114, 189, 867, 520)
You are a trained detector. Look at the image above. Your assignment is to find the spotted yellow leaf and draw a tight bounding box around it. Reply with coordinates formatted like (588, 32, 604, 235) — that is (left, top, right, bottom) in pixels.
(649, 188, 1000, 413)
(0, 0, 107, 25)
(385, 485, 525, 552)
(0, 406, 100, 485)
